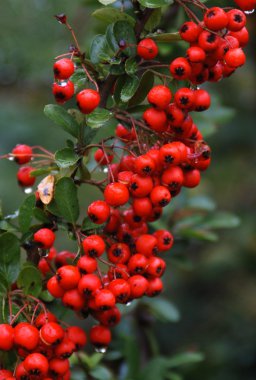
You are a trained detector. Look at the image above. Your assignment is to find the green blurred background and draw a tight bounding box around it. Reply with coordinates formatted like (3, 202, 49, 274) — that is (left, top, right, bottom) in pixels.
(0, 1, 255, 379)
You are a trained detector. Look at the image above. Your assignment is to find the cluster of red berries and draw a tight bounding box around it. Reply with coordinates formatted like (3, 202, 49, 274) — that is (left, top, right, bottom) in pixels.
(0, 312, 86, 380)
(52, 58, 101, 114)
(176, 7, 249, 84)
(3, 1, 253, 377)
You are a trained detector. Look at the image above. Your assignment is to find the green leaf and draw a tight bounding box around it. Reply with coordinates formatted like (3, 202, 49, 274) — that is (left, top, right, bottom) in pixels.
(0, 263, 20, 287)
(54, 177, 79, 224)
(70, 69, 88, 91)
(44, 104, 79, 138)
(18, 194, 35, 233)
(92, 7, 135, 26)
(145, 8, 162, 31)
(90, 35, 113, 64)
(17, 263, 42, 297)
(77, 353, 103, 370)
(55, 148, 79, 169)
(142, 297, 180, 322)
(149, 32, 181, 42)
(87, 108, 113, 128)
(140, 357, 169, 380)
(81, 217, 101, 232)
(179, 228, 218, 242)
(121, 335, 140, 380)
(121, 76, 140, 102)
(98, 0, 116, 4)
(167, 352, 205, 368)
(30, 167, 54, 177)
(125, 57, 138, 75)
(128, 71, 154, 107)
(106, 21, 136, 57)
(202, 212, 240, 230)
(0, 232, 20, 264)
(187, 196, 216, 211)
(33, 208, 50, 223)
(90, 365, 112, 380)
(138, 0, 173, 8)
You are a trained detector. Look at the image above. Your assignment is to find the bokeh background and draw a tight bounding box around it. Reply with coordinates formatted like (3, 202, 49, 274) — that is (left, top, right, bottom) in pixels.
(0, 1, 255, 379)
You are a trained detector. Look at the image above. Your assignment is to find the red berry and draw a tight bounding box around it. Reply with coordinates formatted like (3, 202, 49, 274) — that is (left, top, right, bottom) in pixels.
(154, 230, 174, 251)
(62, 288, 85, 311)
(174, 87, 195, 110)
(186, 46, 206, 63)
(229, 27, 249, 47)
(76, 89, 100, 114)
(150, 186, 171, 207)
(143, 108, 168, 132)
(203, 7, 228, 31)
(14, 322, 39, 351)
(147, 85, 172, 110)
(183, 169, 201, 188)
(90, 325, 111, 348)
(94, 148, 114, 165)
(34, 228, 55, 249)
(128, 275, 149, 298)
(53, 58, 75, 79)
(77, 255, 98, 274)
(54, 337, 76, 359)
(40, 322, 64, 345)
(35, 312, 57, 329)
(135, 234, 158, 257)
(12, 144, 32, 165)
(47, 276, 65, 298)
(146, 277, 163, 297)
(95, 307, 121, 327)
(17, 166, 36, 187)
(108, 264, 129, 281)
(159, 143, 182, 167)
(227, 9, 246, 31)
(161, 166, 184, 192)
(128, 254, 148, 275)
(129, 174, 153, 198)
(49, 358, 70, 377)
(56, 265, 81, 290)
(108, 279, 131, 304)
(233, 0, 256, 11)
(66, 326, 87, 350)
(104, 182, 129, 207)
(133, 197, 153, 218)
(107, 243, 131, 264)
(0, 370, 13, 380)
(55, 250, 76, 268)
(15, 363, 29, 380)
(0, 324, 14, 351)
(134, 154, 156, 177)
(52, 80, 74, 104)
(78, 274, 102, 296)
(198, 31, 220, 51)
(166, 103, 185, 127)
(23, 353, 49, 377)
(88, 200, 110, 224)
(146, 256, 166, 277)
(170, 57, 191, 80)
(137, 38, 158, 60)
(179, 21, 201, 42)
(193, 89, 211, 112)
(82, 234, 105, 257)
(225, 47, 246, 68)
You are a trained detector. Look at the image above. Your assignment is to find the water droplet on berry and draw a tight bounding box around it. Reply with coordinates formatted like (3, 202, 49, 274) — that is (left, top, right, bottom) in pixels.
(95, 346, 107, 354)
(125, 301, 132, 307)
(244, 9, 255, 14)
(59, 80, 68, 87)
(103, 167, 108, 173)
(24, 187, 33, 194)
(8, 156, 14, 161)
